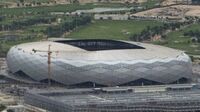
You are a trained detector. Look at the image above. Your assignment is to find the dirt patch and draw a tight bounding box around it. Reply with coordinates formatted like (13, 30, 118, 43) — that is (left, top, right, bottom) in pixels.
(54, 0, 69, 4)
(161, 0, 190, 6)
(133, 5, 200, 18)
(161, 0, 176, 6)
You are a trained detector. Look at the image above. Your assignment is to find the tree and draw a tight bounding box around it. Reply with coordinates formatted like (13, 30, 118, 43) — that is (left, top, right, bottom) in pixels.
(19, 0, 24, 3)
(0, 104, 6, 111)
(73, 0, 79, 3)
(36, 2, 41, 6)
(17, 3, 20, 7)
(7, 109, 14, 112)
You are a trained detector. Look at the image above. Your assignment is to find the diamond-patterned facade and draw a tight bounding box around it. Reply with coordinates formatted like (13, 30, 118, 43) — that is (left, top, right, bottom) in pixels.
(6, 45, 192, 86)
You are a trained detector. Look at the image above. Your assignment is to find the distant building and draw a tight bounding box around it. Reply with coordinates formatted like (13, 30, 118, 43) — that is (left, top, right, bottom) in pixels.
(94, 14, 129, 20)
(50, 12, 65, 15)
(72, 7, 131, 15)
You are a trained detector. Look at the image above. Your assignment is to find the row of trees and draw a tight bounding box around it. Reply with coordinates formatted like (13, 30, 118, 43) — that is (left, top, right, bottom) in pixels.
(0, 44, 6, 57)
(129, 21, 194, 41)
(45, 15, 91, 37)
(0, 17, 56, 31)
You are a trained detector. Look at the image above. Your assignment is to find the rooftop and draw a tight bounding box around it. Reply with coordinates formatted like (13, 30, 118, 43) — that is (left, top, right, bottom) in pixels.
(13, 40, 186, 62)
(28, 84, 198, 106)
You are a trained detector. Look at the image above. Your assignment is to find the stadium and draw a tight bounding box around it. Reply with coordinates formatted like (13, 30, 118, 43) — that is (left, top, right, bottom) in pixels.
(6, 39, 192, 87)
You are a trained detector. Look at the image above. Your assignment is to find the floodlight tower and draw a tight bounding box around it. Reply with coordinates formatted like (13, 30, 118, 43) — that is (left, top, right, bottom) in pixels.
(32, 44, 53, 87)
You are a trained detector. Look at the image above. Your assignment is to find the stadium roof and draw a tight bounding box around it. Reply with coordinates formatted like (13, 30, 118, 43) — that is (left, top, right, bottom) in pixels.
(15, 39, 186, 62)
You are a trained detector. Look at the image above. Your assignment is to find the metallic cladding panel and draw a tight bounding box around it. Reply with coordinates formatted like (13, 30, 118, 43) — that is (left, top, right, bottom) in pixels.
(7, 46, 192, 86)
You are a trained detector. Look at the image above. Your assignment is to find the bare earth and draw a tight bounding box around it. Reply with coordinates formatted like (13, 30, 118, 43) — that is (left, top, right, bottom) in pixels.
(161, 0, 191, 6)
(161, 0, 182, 6)
(133, 5, 200, 17)
(55, 0, 69, 4)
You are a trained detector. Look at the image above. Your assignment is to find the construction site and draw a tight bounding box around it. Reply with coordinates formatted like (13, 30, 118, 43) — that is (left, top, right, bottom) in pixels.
(1, 0, 200, 111)
(0, 38, 199, 111)
(24, 84, 200, 112)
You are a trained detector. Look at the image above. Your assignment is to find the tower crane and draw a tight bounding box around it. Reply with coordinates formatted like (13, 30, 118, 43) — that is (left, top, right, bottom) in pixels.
(32, 44, 88, 88)
(32, 44, 57, 88)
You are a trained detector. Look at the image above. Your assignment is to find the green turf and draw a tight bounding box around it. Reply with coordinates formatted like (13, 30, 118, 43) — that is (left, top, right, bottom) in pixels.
(25, 25, 49, 33)
(0, 37, 42, 53)
(68, 20, 163, 40)
(156, 24, 200, 55)
(0, 0, 18, 2)
(0, 3, 130, 15)
(21, 0, 54, 3)
(141, 0, 161, 9)
(0, 4, 93, 15)
(0, 0, 54, 3)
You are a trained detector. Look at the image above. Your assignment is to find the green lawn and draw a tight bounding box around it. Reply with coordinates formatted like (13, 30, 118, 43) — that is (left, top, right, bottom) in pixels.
(157, 24, 200, 55)
(0, 0, 18, 2)
(0, 4, 93, 15)
(68, 20, 163, 40)
(26, 25, 49, 33)
(0, 30, 44, 56)
(0, 3, 129, 15)
(141, 0, 161, 9)
(21, 0, 54, 3)
(0, 0, 54, 4)
(0, 24, 48, 55)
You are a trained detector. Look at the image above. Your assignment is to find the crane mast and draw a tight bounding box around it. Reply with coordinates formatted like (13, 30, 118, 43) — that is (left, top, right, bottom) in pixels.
(32, 44, 53, 88)
(32, 44, 87, 88)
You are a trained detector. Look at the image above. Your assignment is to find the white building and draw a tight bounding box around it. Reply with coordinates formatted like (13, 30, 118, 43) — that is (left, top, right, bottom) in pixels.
(7, 39, 192, 87)
(94, 14, 129, 20)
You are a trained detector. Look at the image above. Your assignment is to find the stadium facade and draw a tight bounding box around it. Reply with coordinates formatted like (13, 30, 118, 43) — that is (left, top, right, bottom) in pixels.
(6, 39, 192, 87)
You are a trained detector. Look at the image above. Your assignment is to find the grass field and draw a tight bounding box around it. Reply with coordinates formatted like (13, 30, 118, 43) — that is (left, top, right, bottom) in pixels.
(0, 4, 93, 15)
(141, 0, 161, 9)
(1, 0, 198, 56)
(0, 0, 54, 4)
(0, 35, 43, 55)
(0, 3, 129, 15)
(68, 20, 163, 40)
(155, 24, 200, 55)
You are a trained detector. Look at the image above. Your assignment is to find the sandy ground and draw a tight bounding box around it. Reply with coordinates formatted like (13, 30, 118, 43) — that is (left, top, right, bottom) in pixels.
(132, 0, 147, 3)
(161, 0, 175, 6)
(0, 1, 17, 8)
(161, 0, 178, 6)
(161, 0, 190, 6)
(133, 5, 200, 17)
(55, 0, 70, 4)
